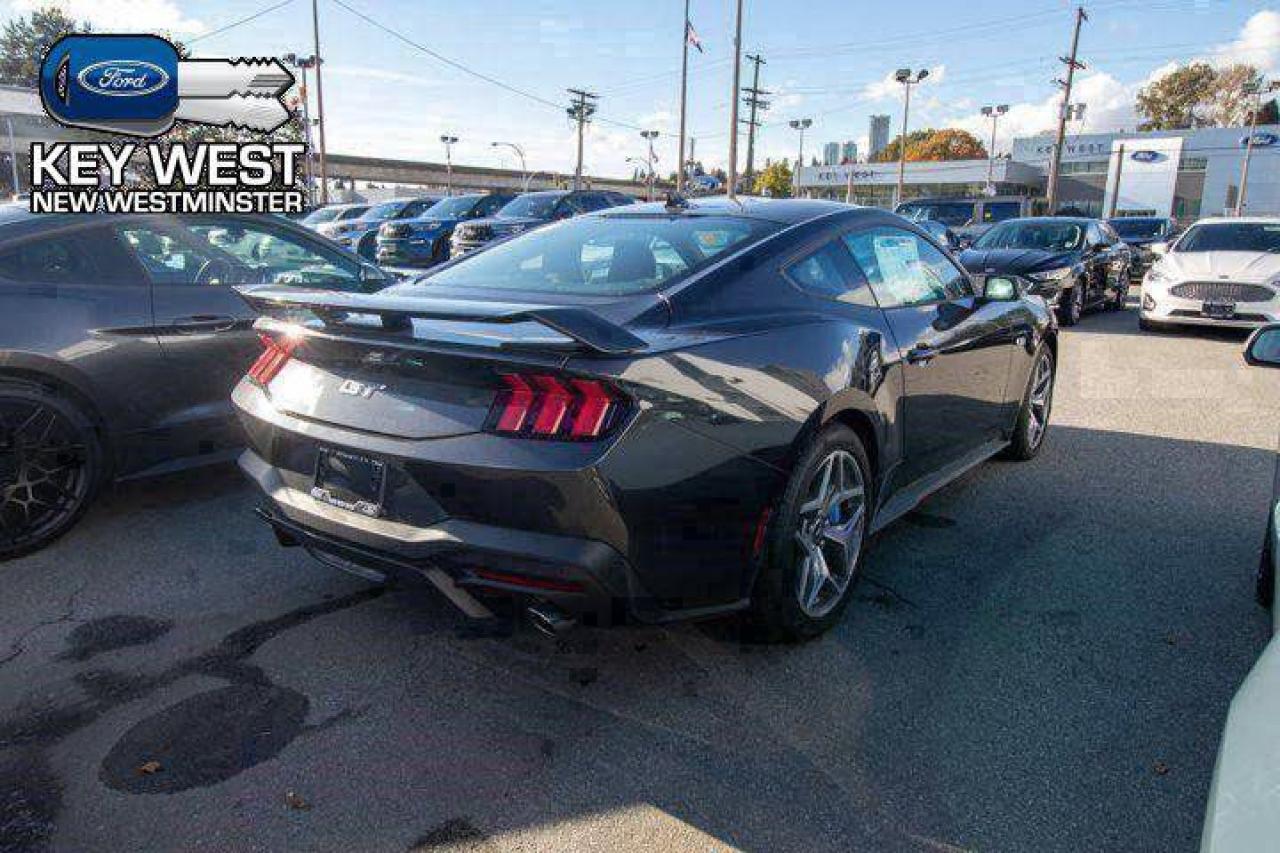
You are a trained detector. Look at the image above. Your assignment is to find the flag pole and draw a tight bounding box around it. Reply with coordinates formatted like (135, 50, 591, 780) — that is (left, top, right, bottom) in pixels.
(677, 0, 690, 193)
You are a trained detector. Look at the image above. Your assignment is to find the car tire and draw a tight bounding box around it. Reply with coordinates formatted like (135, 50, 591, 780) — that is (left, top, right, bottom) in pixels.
(1138, 316, 1166, 333)
(1058, 282, 1084, 326)
(749, 424, 873, 642)
(0, 380, 104, 560)
(1001, 346, 1055, 461)
(1109, 272, 1129, 310)
(1258, 532, 1275, 609)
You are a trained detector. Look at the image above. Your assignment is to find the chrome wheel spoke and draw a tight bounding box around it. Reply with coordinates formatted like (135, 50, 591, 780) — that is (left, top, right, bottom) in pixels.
(792, 449, 867, 618)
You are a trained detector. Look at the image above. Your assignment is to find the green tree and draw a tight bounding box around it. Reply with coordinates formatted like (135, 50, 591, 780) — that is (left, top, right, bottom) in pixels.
(0, 7, 86, 87)
(1254, 98, 1280, 126)
(752, 159, 793, 197)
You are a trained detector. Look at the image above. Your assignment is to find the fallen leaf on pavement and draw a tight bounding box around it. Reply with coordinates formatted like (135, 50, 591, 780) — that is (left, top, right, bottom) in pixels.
(1154, 761, 1170, 776)
(136, 761, 162, 775)
(285, 790, 312, 810)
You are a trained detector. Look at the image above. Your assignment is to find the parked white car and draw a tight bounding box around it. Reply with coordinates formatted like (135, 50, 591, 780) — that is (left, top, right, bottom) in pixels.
(1140, 218, 1280, 331)
(1200, 325, 1280, 853)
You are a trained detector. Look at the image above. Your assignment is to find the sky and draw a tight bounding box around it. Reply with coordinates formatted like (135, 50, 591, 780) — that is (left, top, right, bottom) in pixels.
(7, 0, 1280, 178)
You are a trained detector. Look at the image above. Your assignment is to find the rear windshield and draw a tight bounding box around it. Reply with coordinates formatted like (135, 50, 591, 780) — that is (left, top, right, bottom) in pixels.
(424, 196, 481, 218)
(405, 215, 778, 296)
(1109, 218, 1167, 238)
(302, 207, 342, 224)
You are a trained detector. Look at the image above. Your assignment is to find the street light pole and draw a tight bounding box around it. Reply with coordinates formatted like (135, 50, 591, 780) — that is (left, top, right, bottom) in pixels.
(310, 0, 329, 204)
(981, 104, 1008, 195)
(788, 118, 811, 197)
(1236, 78, 1278, 216)
(894, 68, 929, 208)
(727, 0, 744, 198)
(440, 135, 458, 195)
(640, 130, 659, 201)
(676, 0, 690, 193)
(491, 141, 528, 190)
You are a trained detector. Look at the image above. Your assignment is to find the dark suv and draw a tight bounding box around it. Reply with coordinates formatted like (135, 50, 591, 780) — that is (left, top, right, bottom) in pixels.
(375, 193, 514, 268)
(0, 208, 389, 557)
(450, 190, 634, 256)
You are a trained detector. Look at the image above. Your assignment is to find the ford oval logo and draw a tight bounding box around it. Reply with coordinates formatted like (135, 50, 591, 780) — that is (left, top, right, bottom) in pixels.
(1130, 150, 1163, 163)
(1241, 132, 1277, 148)
(76, 60, 169, 97)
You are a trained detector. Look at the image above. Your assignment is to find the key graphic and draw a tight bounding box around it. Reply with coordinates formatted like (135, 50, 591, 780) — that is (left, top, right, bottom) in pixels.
(40, 34, 295, 137)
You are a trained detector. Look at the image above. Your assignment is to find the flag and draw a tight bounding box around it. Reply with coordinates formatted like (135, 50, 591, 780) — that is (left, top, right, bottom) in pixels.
(686, 21, 704, 53)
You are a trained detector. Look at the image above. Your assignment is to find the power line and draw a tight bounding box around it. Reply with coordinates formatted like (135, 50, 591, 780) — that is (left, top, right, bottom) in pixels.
(186, 0, 298, 45)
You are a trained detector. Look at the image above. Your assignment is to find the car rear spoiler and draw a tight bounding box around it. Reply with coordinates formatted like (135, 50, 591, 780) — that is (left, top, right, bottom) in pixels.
(238, 288, 648, 356)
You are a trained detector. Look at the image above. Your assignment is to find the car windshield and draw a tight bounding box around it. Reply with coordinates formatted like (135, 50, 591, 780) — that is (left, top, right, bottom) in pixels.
(498, 194, 564, 219)
(302, 207, 342, 225)
(359, 201, 406, 221)
(401, 215, 777, 296)
(975, 220, 1084, 251)
(1109, 218, 1166, 238)
(424, 196, 480, 218)
(336, 206, 369, 221)
(897, 201, 975, 227)
(1175, 223, 1280, 253)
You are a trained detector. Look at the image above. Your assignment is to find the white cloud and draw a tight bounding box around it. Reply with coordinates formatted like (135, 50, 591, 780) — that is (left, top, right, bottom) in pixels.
(12, 0, 206, 35)
(861, 65, 946, 102)
(1209, 10, 1280, 75)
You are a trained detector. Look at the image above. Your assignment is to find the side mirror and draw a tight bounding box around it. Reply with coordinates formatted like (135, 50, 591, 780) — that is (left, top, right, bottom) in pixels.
(1149, 241, 1168, 256)
(983, 276, 1019, 301)
(1244, 324, 1280, 367)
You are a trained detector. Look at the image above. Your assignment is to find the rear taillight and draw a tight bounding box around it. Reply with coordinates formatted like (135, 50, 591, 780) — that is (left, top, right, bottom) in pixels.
(247, 334, 297, 387)
(489, 373, 624, 440)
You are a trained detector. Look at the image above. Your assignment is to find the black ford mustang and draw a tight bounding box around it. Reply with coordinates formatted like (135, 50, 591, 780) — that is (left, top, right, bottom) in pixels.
(234, 198, 1057, 640)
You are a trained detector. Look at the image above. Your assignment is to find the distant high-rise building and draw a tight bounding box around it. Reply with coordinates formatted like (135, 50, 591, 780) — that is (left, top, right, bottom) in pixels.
(841, 140, 858, 164)
(822, 141, 840, 166)
(869, 115, 890, 159)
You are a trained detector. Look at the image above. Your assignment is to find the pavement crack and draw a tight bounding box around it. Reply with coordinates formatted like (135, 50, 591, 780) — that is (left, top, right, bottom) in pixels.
(0, 580, 88, 669)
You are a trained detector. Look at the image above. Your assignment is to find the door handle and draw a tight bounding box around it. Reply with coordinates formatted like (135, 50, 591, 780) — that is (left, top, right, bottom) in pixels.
(906, 344, 938, 365)
(171, 314, 238, 333)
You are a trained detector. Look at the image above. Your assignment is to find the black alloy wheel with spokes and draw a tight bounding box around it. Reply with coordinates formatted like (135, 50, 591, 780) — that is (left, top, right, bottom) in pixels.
(0, 381, 102, 559)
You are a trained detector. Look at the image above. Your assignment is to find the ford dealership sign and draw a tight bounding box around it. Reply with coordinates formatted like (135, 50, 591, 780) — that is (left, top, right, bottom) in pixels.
(1130, 150, 1164, 163)
(1241, 132, 1277, 148)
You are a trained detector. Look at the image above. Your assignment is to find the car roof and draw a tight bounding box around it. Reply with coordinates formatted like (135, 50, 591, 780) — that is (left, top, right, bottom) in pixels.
(996, 216, 1095, 225)
(609, 195, 855, 225)
(1191, 216, 1280, 225)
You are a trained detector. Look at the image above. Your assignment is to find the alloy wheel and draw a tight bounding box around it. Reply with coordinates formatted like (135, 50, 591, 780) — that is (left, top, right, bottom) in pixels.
(0, 398, 90, 552)
(793, 449, 867, 618)
(1026, 352, 1054, 449)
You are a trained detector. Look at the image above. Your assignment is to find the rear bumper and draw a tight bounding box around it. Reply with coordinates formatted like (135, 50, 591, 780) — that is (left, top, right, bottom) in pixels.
(240, 447, 641, 622)
(376, 236, 442, 266)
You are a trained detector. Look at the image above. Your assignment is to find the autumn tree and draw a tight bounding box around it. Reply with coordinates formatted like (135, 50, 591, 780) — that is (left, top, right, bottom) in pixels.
(1135, 62, 1268, 130)
(871, 128, 987, 162)
(752, 159, 793, 197)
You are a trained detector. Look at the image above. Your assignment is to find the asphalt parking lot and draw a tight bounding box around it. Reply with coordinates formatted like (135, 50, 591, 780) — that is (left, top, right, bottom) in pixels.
(1, 300, 1276, 853)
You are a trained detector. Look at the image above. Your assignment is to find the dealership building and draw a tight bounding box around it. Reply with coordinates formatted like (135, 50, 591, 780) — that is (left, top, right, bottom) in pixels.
(796, 123, 1280, 220)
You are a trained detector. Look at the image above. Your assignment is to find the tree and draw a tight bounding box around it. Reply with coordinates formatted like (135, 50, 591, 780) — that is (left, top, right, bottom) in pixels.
(0, 7, 86, 87)
(752, 159, 793, 197)
(871, 128, 986, 162)
(1254, 98, 1280, 126)
(1135, 62, 1267, 130)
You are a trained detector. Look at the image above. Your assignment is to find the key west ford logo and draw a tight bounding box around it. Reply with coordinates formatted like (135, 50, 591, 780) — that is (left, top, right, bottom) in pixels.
(31, 33, 305, 215)
(76, 60, 170, 97)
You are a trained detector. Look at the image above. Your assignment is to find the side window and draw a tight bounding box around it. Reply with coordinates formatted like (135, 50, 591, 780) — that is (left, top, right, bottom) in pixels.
(1100, 222, 1120, 243)
(475, 195, 507, 217)
(398, 200, 431, 219)
(1085, 223, 1104, 246)
(556, 196, 585, 217)
(785, 240, 876, 307)
(118, 220, 362, 289)
(843, 226, 972, 308)
(0, 233, 96, 283)
(579, 193, 613, 212)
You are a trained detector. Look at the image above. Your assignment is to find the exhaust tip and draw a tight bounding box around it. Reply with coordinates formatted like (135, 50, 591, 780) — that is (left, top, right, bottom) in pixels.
(527, 601, 576, 637)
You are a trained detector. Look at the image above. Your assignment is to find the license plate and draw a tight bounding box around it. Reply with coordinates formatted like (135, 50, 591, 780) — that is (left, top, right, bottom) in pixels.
(311, 448, 386, 517)
(1202, 301, 1236, 319)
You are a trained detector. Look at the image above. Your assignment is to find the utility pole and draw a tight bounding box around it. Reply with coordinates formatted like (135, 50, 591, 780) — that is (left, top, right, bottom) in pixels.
(1236, 77, 1279, 216)
(1046, 5, 1088, 214)
(981, 104, 1008, 195)
(1107, 143, 1125, 217)
(566, 89, 598, 191)
(310, 0, 329, 204)
(440, 135, 457, 194)
(789, 118, 811, 197)
(741, 52, 769, 187)
(727, 0, 744, 198)
(677, 0, 690, 193)
(893, 68, 929, 208)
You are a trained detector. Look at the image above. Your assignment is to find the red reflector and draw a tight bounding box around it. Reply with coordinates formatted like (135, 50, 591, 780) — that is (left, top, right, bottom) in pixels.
(496, 373, 534, 432)
(531, 375, 572, 435)
(569, 379, 614, 438)
(248, 334, 296, 386)
(472, 568, 585, 593)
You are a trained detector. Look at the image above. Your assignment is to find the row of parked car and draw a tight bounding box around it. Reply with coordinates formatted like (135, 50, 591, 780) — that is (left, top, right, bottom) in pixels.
(299, 189, 638, 267)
